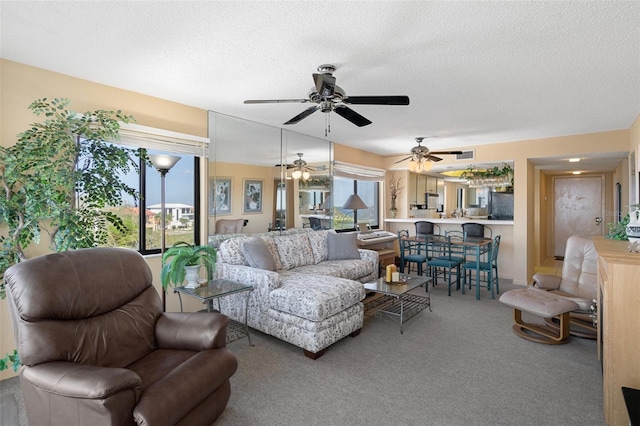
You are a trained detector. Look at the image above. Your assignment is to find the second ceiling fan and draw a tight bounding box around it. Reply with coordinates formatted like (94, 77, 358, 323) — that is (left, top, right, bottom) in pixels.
(244, 64, 410, 132)
(395, 137, 463, 172)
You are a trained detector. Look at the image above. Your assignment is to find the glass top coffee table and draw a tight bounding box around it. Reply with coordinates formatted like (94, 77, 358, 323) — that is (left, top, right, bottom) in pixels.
(363, 274, 432, 334)
(174, 279, 254, 345)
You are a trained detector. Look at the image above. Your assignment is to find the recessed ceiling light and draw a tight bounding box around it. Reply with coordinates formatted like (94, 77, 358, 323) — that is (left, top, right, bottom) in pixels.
(572, 171, 582, 175)
(568, 158, 581, 163)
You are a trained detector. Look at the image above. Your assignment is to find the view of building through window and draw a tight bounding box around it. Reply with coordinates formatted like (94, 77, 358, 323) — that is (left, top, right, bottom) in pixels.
(105, 146, 197, 254)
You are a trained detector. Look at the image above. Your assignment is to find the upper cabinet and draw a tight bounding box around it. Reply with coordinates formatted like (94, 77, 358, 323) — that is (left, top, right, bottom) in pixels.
(409, 172, 439, 206)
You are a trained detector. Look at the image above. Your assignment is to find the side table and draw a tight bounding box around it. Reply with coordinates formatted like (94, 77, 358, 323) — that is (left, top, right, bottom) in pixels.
(174, 279, 254, 345)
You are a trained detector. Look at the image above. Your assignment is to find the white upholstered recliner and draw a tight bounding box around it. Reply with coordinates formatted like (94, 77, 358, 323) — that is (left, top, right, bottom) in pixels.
(216, 218, 244, 234)
(531, 234, 598, 338)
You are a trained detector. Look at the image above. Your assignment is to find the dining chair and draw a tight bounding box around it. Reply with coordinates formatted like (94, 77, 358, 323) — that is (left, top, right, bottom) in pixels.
(398, 230, 427, 275)
(427, 235, 463, 296)
(461, 222, 492, 240)
(461, 235, 501, 299)
(415, 221, 440, 238)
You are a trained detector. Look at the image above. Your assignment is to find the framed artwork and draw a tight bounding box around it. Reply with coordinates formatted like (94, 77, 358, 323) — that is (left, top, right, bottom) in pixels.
(243, 179, 263, 214)
(210, 177, 232, 215)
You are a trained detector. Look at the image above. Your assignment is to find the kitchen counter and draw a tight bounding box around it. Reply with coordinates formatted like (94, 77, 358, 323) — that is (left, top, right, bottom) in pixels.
(385, 217, 514, 226)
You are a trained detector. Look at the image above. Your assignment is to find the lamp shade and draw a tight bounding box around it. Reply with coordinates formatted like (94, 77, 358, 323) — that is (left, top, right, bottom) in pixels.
(291, 169, 302, 179)
(149, 154, 181, 172)
(320, 195, 333, 209)
(342, 194, 368, 210)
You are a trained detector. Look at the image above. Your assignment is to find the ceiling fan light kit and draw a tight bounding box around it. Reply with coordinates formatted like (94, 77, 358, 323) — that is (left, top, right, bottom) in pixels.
(244, 64, 409, 134)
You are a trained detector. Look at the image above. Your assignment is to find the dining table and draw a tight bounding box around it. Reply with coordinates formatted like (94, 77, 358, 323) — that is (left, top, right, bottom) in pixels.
(400, 234, 492, 300)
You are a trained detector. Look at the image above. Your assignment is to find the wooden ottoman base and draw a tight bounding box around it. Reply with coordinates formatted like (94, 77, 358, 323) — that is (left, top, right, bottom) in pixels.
(499, 287, 579, 345)
(513, 309, 571, 345)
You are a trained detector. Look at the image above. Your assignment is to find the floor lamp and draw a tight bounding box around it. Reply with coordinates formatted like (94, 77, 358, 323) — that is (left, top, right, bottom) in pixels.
(149, 153, 181, 312)
(342, 193, 368, 230)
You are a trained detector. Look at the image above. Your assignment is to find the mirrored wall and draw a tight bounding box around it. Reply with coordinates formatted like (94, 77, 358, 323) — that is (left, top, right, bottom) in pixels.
(207, 112, 332, 236)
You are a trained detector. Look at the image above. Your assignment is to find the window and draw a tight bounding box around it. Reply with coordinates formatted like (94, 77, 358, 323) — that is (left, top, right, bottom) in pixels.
(332, 161, 384, 231)
(333, 177, 380, 230)
(105, 148, 199, 254)
(102, 123, 208, 255)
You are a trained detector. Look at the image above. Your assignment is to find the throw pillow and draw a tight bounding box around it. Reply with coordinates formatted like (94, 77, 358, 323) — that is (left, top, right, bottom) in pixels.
(326, 233, 360, 260)
(242, 238, 277, 271)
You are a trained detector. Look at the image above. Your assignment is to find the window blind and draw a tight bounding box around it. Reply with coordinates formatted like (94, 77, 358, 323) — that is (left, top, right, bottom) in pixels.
(333, 161, 386, 181)
(115, 122, 209, 158)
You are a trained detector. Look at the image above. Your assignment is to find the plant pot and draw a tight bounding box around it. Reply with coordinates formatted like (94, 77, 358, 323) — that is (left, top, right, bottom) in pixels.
(184, 265, 201, 289)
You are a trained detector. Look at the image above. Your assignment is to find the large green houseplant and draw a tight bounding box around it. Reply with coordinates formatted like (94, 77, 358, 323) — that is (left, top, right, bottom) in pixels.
(0, 98, 139, 371)
(161, 242, 217, 290)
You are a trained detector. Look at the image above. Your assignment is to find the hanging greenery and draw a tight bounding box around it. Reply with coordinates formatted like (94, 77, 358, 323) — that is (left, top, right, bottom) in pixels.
(460, 163, 513, 188)
(299, 175, 331, 189)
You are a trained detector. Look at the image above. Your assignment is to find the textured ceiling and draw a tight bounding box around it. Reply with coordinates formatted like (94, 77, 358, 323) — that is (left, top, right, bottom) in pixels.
(1, 1, 639, 167)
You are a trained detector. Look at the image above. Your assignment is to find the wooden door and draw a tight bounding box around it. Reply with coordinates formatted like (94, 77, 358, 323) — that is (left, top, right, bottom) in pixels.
(553, 175, 604, 257)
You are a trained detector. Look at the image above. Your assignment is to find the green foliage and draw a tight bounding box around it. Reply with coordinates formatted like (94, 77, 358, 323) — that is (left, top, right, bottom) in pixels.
(0, 98, 139, 283)
(606, 213, 630, 240)
(0, 349, 20, 373)
(161, 242, 217, 290)
(460, 164, 514, 180)
(0, 98, 138, 372)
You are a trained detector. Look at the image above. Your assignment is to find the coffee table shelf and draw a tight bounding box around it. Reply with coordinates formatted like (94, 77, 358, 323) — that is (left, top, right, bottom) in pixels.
(363, 275, 432, 333)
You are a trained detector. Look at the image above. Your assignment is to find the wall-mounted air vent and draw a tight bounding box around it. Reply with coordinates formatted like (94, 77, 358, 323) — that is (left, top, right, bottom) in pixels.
(456, 150, 475, 160)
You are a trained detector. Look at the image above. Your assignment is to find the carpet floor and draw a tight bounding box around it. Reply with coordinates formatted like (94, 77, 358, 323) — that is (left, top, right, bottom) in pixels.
(0, 279, 603, 426)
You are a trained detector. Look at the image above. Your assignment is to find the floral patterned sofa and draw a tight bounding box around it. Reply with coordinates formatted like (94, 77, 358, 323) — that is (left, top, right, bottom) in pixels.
(214, 228, 378, 359)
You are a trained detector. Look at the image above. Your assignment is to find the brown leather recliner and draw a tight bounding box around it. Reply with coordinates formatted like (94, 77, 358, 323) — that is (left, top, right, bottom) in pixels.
(5, 247, 238, 426)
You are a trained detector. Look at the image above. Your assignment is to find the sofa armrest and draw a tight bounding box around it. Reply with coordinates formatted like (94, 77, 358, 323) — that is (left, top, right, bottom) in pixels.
(217, 263, 281, 302)
(358, 248, 379, 270)
(156, 312, 229, 350)
(22, 361, 141, 399)
(532, 273, 562, 290)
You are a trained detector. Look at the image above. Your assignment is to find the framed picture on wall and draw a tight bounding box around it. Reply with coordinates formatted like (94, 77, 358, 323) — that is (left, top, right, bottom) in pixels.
(210, 177, 232, 215)
(243, 179, 263, 214)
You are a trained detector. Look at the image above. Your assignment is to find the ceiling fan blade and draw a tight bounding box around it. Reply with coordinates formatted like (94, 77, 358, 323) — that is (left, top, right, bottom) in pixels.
(313, 73, 336, 97)
(334, 105, 372, 127)
(426, 154, 444, 162)
(274, 164, 295, 168)
(430, 150, 463, 155)
(342, 95, 410, 105)
(393, 155, 413, 164)
(283, 106, 318, 125)
(244, 99, 310, 104)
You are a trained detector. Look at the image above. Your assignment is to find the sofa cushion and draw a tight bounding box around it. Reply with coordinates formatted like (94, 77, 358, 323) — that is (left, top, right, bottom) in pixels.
(274, 233, 314, 270)
(289, 259, 376, 282)
(242, 238, 277, 271)
(326, 233, 360, 260)
(269, 273, 365, 321)
(306, 229, 336, 264)
(217, 236, 253, 265)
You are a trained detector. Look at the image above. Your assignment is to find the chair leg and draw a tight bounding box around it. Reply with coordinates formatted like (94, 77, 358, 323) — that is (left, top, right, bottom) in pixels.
(512, 309, 571, 344)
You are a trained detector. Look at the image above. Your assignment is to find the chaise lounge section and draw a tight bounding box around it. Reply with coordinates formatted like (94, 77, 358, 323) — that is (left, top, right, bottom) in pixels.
(215, 229, 378, 358)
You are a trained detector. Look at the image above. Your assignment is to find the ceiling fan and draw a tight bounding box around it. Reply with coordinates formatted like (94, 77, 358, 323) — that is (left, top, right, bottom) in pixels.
(244, 64, 410, 133)
(276, 153, 315, 179)
(394, 137, 463, 172)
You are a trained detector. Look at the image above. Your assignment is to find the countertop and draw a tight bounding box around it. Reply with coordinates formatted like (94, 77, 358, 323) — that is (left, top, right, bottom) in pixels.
(384, 217, 514, 225)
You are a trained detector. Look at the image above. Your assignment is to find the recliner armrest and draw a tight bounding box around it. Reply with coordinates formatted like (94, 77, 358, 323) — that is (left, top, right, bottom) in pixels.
(532, 273, 562, 290)
(22, 361, 141, 399)
(156, 312, 229, 350)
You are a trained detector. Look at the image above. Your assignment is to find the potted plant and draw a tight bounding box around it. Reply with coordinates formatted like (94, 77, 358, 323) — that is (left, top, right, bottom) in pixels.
(1, 98, 137, 372)
(161, 241, 217, 289)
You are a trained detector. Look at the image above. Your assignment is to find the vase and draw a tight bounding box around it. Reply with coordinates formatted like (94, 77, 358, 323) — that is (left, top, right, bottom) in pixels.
(626, 207, 640, 244)
(389, 209, 397, 219)
(184, 265, 201, 289)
